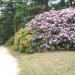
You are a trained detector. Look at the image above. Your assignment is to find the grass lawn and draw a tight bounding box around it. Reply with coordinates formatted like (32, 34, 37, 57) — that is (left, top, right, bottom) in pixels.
(8, 47, 75, 75)
(14, 51, 75, 75)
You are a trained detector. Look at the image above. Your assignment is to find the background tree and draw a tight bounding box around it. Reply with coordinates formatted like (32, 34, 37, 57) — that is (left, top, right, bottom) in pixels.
(1, 0, 16, 42)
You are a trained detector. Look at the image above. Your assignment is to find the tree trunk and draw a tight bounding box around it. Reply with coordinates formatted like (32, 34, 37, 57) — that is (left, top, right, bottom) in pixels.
(13, 0, 16, 44)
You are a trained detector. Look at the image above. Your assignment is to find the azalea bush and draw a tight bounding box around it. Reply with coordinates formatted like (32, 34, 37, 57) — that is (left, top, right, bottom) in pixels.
(14, 27, 37, 53)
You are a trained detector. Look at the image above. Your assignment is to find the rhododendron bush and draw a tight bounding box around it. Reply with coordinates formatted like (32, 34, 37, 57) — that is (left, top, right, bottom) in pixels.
(27, 8, 75, 51)
(14, 8, 75, 53)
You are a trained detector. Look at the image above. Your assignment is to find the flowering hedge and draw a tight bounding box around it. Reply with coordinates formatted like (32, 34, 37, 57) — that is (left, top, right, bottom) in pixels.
(13, 8, 75, 53)
(26, 8, 75, 51)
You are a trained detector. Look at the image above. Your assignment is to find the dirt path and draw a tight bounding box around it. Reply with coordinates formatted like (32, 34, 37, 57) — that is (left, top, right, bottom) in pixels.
(0, 46, 19, 75)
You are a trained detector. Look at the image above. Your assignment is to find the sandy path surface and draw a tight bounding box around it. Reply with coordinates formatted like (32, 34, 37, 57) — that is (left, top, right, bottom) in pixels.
(0, 46, 19, 75)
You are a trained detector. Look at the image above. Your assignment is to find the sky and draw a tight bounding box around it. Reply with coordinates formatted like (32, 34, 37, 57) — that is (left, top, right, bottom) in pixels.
(49, 0, 60, 3)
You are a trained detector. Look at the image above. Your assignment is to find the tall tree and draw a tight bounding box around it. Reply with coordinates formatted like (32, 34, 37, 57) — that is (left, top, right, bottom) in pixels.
(1, 0, 16, 41)
(60, 0, 65, 7)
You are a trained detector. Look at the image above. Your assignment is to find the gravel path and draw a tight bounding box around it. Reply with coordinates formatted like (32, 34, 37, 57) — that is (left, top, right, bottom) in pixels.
(0, 46, 19, 75)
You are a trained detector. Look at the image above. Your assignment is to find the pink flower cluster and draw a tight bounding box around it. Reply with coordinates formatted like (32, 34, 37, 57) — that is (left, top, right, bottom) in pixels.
(27, 8, 75, 51)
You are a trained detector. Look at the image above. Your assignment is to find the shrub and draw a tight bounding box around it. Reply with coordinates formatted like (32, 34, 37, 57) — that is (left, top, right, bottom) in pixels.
(26, 8, 75, 51)
(9, 8, 75, 53)
(14, 27, 37, 53)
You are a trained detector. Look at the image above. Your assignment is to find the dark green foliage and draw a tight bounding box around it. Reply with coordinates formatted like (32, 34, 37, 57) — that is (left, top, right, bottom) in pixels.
(25, 6, 45, 16)
(0, 37, 4, 45)
(0, 0, 16, 43)
(32, 0, 49, 11)
(13, 27, 37, 53)
(6, 36, 14, 46)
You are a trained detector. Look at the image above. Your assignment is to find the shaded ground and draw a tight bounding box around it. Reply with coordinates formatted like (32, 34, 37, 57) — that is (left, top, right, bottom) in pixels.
(0, 46, 19, 75)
